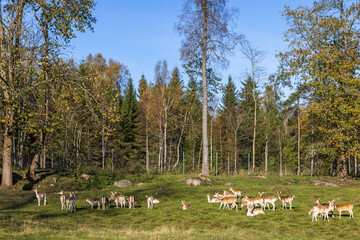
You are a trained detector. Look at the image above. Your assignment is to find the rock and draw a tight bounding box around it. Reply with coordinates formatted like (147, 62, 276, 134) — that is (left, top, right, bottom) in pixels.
(137, 183, 147, 187)
(224, 182, 235, 186)
(183, 178, 201, 186)
(49, 184, 54, 187)
(253, 175, 266, 179)
(310, 180, 345, 187)
(114, 180, 132, 188)
(52, 177, 57, 183)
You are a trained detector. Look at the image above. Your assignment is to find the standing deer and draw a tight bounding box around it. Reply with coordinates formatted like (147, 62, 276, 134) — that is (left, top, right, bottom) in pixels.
(33, 188, 47, 206)
(101, 195, 109, 210)
(277, 192, 295, 209)
(58, 190, 66, 210)
(146, 195, 154, 209)
(86, 198, 101, 209)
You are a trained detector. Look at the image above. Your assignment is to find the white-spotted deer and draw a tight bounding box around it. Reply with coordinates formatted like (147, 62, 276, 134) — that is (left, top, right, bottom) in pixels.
(259, 192, 277, 211)
(219, 196, 238, 211)
(109, 192, 126, 208)
(335, 202, 354, 218)
(182, 200, 191, 210)
(33, 188, 47, 206)
(311, 201, 334, 221)
(146, 195, 154, 209)
(247, 205, 265, 216)
(277, 192, 295, 209)
(229, 188, 242, 199)
(58, 190, 66, 210)
(66, 192, 76, 212)
(241, 195, 264, 209)
(207, 194, 221, 203)
(127, 195, 135, 209)
(101, 195, 109, 210)
(315, 198, 335, 217)
(86, 198, 101, 209)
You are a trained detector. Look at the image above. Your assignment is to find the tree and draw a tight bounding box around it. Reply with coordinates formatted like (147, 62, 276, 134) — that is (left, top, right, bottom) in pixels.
(176, 0, 243, 176)
(280, 0, 360, 177)
(241, 41, 265, 174)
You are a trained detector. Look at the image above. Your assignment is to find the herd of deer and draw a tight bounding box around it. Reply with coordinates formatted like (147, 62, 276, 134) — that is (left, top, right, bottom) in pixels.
(33, 188, 160, 212)
(33, 186, 354, 221)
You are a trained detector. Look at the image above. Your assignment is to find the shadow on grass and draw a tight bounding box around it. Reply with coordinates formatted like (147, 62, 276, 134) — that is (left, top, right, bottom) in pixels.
(23, 170, 59, 191)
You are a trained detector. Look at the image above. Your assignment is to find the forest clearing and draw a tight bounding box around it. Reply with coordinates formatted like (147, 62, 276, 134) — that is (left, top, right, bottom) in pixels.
(0, 172, 359, 239)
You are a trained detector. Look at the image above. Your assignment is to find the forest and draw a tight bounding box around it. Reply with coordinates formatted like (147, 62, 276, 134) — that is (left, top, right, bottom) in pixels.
(1, 0, 360, 189)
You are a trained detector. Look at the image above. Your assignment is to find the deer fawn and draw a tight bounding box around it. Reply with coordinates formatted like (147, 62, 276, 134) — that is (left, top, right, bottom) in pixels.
(277, 192, 295, 209)
(86, 198, 101, 209)
(229, 188, 242, 199)
(259, 192, 277, 211)
(182, 200, 191, 210)
(310, 201, 334, 221)
(335, 202, 354, 218)
(207, 194, 221, 203)
(33, 188, 47, 206)
(247, 205, 265, 216)
(146, 195, 154, 209)
(58, 190, 66, 210)
(315, 198, 335, 217)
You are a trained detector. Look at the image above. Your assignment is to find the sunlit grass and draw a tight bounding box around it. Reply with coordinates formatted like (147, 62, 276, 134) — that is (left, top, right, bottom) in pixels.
(0, 174, 359, 239)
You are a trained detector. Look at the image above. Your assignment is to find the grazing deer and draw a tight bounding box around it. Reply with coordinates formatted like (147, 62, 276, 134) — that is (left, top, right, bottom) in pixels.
(86, 198, 101, 209)
(109, 192, 126, 208)
(219, 196, 238, 211)
(207, 194, 221, 203)
(33, 188, 47, 206)
(315, 198, 335, 217)
(277, 192, 295, 209)
(335, 202, 354, 218)
(146, 195, 154, 209)
(101, 195, 109, 210)
(247, 205, 265, 216)
(153, 199, 160, 204)
(229, 188, 242, 199)
(58, 190, 66, 210)
(127, 195, 135, 208)
(311, 201, 334, 221)
(259, 192, 277, 211)
(182, 200, 191, 210)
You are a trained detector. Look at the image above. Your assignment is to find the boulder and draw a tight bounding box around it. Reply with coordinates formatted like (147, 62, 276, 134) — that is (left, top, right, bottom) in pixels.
(224, 182, 235, 186)
(137, 182, 147, 187)
(114, 180, 132, 188)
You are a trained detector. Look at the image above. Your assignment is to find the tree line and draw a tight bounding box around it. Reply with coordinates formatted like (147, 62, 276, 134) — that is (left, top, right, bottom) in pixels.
(2, 0, 360, 188)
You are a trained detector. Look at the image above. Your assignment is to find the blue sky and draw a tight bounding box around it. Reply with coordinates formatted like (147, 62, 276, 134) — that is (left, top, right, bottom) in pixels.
(69, 0, 313, 92)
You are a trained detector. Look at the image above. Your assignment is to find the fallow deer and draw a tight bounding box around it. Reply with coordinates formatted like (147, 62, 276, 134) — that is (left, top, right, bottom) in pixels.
(219, 196, 238, 211)
(182, 200, 191, 210)
(58, 190, 66, 210)
(247, 205, 265, 216)
(229, 188, 242, 199)
(109, 192, 126, 208)
(259, 192, 277, 211)
(315, 198, 335, 217)
(101, 195, 109, 210)
(33, 188, 47, 206)
(86, 198, 101, 209)
(207, 194, 221, 203)
(277, 192, 295, 209)
(335, 202, 354, 218)
(311, 201, 334, 221)
(146, 195, 154, 209)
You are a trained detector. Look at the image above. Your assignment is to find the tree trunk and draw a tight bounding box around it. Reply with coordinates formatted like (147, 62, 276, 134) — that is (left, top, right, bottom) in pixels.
(163, 112, 168, 170)
(297, 98, 301, 175)
(192, 141, 196, 172)
(201, 0, 209, 176)
(234, 131, 237, 174)
(210, 119, 213, 170)
(1, 105, 14, 188)
(28, 154, 40, 180)
(227, 155, 230, 175)
(252, 98, 257, 173)
(338, 152, 348, 178)
(265, 134, 268, 172)
(102, 124, 105, 169)
(146, 117, 149, 173)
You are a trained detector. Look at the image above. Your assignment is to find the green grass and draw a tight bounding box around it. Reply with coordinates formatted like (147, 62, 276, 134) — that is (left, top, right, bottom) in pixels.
(0, 174, 359, 239)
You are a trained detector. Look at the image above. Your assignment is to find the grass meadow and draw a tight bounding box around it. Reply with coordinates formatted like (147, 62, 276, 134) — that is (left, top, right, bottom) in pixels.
(0, 173, 359, 239)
